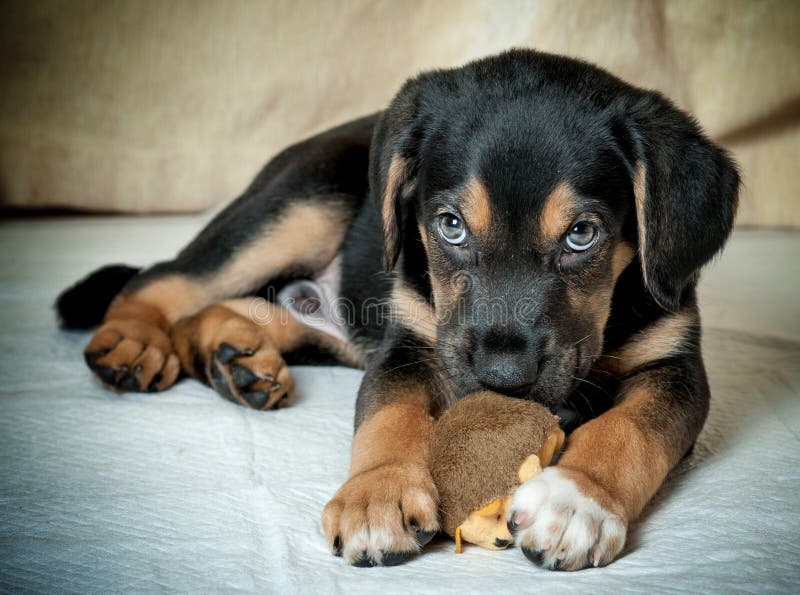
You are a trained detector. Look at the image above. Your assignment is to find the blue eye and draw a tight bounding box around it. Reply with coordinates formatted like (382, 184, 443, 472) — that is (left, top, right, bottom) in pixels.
(438, 213, 467, 245)
(565, 221, 598, 251)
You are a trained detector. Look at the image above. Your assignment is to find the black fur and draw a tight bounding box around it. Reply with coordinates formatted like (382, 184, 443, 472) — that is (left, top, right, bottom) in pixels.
(56, 264, 140, 328)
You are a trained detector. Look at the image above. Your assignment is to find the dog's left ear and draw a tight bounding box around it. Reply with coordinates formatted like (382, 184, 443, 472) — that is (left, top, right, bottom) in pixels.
(621, 91, 740, 312)
(369, 78, 427, 271)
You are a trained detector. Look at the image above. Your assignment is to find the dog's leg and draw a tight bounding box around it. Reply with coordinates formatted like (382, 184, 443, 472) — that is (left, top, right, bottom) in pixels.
(83, 199, 352, 393)
(169, 297, 363, 409)
(82, 115, 376, 393)
(322, 326, 444, 566)
(508, 306, 708, 570)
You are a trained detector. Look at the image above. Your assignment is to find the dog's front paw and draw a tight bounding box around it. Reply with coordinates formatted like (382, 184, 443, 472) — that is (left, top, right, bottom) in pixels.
(322, 463, 439, 567)
(507, 467, 626, 570)
(84, 319, 179, 392)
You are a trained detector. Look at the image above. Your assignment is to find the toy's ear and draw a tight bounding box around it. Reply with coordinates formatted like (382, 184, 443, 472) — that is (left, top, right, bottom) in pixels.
(517, 454, 542, 483)
(369, 79, 427, 271)
(619, 92, 740, 312)
(537, 427, 565, 469)
(474, 498, 505, 517)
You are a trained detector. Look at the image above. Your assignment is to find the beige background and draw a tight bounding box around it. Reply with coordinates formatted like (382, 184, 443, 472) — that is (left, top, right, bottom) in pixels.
(0, 0, 798, 227)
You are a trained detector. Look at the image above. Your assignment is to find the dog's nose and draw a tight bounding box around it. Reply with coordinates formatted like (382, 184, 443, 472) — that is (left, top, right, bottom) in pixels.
(475, 352, 538, 396)
(473, 327, 542, 396)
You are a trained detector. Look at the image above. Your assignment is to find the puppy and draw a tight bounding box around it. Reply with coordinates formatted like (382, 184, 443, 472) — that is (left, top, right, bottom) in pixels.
(58, 49, 739, 570)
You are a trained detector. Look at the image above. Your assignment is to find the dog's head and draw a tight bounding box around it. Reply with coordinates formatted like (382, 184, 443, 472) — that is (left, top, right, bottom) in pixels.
(371, 50, 739, 408)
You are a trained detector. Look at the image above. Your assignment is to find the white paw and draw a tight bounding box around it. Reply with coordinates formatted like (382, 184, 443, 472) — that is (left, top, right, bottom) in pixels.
(507, 467, 626, 570)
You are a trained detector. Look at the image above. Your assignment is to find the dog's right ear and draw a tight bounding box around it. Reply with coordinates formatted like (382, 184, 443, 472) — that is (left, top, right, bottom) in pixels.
(369, 79, 426, 271)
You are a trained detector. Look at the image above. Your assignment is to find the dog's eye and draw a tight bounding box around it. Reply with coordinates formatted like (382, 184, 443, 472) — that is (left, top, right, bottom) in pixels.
(437, 213, 467, 245)
(565, 221, 598, 251)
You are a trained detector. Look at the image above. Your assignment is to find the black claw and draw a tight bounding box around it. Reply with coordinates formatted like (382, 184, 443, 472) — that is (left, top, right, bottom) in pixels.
(243, 391, 270, 409)
(269, 394, 289, 410)
(147, 374, 162, 392)
(522, 547, 544, 565)
(95, 365, 116, 384)
(381, 551, 411, 566)
(118, 373, 141, 392)
(415, 530, 436, 547)
(494, 538, 511, 548)
(352, 552, 376, 567)
(209, 360, 241, 405)
(408, 518, 436, 548)
(507, 516, 519, 536)
(84, 352, 102, 367)
(551, 558, 564, 571)
(332, 536, 342, 557)
(231, 364, 258, 387)
(216, 342, 239, 364)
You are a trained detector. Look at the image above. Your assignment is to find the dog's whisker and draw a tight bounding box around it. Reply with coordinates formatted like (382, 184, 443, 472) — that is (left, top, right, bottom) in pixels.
(571, 375, 612, 397)
(573, 388, 595, 416)
(380, 356, 445, 376)
(573, 334, 592, 346)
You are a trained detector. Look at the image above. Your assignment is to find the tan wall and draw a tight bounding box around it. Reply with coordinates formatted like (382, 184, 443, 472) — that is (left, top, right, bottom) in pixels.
(0, 0, 798, 226)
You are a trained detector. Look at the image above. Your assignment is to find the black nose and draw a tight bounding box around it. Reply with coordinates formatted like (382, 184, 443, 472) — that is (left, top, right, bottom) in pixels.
(475, 353, 537, 396)
(473, 328, 540, 396)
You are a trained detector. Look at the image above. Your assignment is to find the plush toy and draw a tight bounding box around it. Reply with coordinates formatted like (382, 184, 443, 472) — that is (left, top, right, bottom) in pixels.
(429, 391, 565, 553)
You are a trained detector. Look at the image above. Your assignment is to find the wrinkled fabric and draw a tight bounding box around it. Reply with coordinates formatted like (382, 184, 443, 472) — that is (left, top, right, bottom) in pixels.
(0, 216, 798, 592)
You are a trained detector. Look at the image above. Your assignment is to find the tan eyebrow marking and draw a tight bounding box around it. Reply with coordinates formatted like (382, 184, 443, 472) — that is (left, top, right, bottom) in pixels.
(460, 177, 492, 236)
(539, 180, 577, 242)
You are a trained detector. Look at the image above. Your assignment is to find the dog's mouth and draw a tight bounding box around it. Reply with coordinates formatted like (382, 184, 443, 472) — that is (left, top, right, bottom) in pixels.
(438, 337, 588, 409)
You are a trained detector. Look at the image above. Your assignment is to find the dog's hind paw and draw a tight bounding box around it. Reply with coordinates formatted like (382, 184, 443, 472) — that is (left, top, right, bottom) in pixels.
(84, 319, 179, 392)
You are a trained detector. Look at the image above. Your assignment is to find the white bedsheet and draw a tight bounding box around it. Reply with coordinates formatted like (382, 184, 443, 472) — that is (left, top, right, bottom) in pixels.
(1, 216, 798, 593)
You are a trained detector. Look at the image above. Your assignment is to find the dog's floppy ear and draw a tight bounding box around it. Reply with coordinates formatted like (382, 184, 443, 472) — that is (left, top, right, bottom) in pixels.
(622, 92, 740, 312)
(369, 79, 426, 271)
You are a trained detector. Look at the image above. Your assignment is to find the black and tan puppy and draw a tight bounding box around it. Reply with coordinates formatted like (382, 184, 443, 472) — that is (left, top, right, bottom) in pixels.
(57, 50, 739, 570)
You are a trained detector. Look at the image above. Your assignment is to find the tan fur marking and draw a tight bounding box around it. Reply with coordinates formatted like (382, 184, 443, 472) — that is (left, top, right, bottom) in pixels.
(391, 282, 437, 344)
(349, 400, 435, 477)
(461, 177, 492, 236)
(108, 202, 350, 328)
(417, 222, 463, 326)
(417, 222, 430, 253)
(633, 163, 648, 285)
(612, 241, 635, 281)
(584, 284, 615, 338)
(213, 202, 349, 298)
(558, 385, 673, 521)
(566, 241, 636, 338)
(605, 309, 695, 375)
(220, 298, 305, 351)
(540, 181, 576, 242)
(112, 276, 207, 326)
(382, 156, 408, 258)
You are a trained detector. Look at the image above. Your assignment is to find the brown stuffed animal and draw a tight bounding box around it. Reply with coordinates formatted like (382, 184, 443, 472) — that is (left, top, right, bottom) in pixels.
(429, 391, 565, 552)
